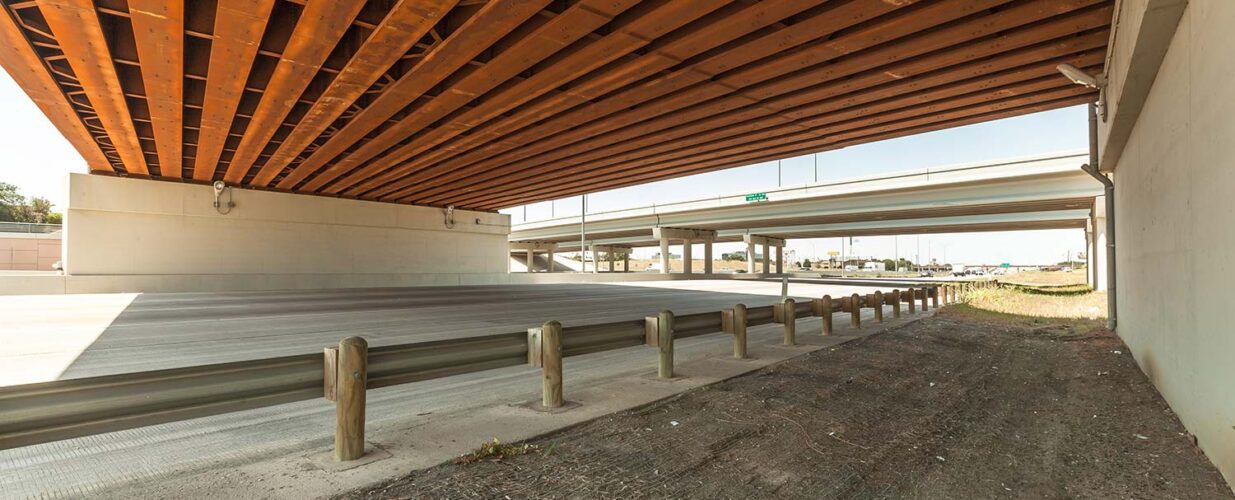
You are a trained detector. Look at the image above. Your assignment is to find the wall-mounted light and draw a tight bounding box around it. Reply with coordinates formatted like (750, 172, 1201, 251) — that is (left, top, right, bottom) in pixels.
(213, 181, 235, 215)
(1057, 63, 1107, 120)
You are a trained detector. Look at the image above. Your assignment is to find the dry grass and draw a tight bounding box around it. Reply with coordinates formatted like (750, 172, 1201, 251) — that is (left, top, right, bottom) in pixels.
(452, 439, 538, 465)
(1000, 270, 1090, 286)
(960, 287, 1107, 320)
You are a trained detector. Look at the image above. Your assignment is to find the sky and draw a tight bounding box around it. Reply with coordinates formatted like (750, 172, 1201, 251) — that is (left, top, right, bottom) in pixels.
(0, 68, 1091, 266)
(503, 105, 1095, 266)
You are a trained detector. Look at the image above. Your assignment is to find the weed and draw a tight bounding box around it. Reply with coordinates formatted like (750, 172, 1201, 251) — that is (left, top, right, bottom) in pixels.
(453, 438, 538, 465)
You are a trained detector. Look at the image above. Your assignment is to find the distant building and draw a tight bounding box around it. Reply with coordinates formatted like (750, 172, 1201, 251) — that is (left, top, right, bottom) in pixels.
(863, 261, 886, 272)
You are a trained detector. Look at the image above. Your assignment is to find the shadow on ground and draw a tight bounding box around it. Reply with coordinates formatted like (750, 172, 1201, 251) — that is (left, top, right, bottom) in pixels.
(343, 296, 1231, 499)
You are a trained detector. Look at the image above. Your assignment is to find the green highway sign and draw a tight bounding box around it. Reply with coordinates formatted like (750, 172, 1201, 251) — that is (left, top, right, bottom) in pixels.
(1000, 263, 1010, 268)
(745, 192, 768, 202)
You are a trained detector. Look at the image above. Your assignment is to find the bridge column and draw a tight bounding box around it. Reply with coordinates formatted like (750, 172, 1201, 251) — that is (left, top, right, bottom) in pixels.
(659, 238, 670, 274)
(1092, 195, 1108, 291)
(1091, 193, 1111, 290)
(743, 234, 786, 276)
(590, 244, 599, 274)
(511, 241, 558, 274)
(775, 246, 783, 274)
(607, 250, 615, 272)
(746, 241, 756, 274)
(704, 241, 713, 274)
(682, 238, 693, 274)
(624, 253, 630, 272)
(652, 227, 717, 275)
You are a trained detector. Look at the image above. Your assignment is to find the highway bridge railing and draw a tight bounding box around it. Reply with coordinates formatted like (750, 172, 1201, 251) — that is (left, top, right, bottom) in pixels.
(0, 282, 989, 458)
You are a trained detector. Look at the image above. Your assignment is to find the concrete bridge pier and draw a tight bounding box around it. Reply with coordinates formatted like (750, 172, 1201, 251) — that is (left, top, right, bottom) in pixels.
(651, 227, 717, 275)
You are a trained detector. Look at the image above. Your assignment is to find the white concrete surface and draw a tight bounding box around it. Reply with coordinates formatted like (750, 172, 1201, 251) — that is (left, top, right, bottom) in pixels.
(62, 174, 509, 290)
(0, 280, 898, 386)
(1100, 0, 1235, 486)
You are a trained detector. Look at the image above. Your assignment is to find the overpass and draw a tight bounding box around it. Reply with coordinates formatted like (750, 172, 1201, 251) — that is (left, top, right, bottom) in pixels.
(2, 0, 1234, 488)
(510, 152, 1104, 275)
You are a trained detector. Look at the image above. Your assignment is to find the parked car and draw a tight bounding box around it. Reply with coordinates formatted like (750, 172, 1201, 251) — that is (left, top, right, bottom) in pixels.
(919, 271, 934, 277)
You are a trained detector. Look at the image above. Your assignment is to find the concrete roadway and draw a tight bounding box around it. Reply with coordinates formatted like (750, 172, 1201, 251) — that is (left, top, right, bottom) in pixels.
(0, 287, 929, 499)
(0, 279, 896, 386)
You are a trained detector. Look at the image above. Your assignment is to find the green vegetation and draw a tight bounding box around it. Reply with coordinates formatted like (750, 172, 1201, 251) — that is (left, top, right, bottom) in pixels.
(0, 182, 61, 224)
(959, 287, 1107, 320)
(453, 438, 538, 465)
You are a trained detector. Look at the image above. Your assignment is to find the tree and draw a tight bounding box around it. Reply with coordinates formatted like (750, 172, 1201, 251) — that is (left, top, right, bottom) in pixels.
(26, 197, 53, 223)
(0, 182, 23, 222)
(722, 252, 747, 262)
(0, 183, 63, 224)
(801, 258, 811, 269)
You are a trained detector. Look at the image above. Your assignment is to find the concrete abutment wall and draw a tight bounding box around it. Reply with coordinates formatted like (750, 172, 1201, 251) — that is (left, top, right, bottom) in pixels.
(60, 174, 511, 293)
(1100, 0, 1235, 486)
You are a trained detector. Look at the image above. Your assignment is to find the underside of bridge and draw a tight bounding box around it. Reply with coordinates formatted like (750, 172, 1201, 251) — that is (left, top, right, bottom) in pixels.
(1, 0, 1109, 211)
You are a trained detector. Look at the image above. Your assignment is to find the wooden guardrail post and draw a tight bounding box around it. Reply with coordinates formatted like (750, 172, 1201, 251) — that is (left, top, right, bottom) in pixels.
(820, 295, 833, 336)
(873, 291, 884, 323)
(658, 310, 674, 379)
(541, 320, 563, 409)
(335, 336, 368, 462)
(920, 288, 929, 311)
(907, 288, 916, 313)
(931, 287, 940, 308)
(849, 293, 861, 329)
(782, 298, 796, 346)
(891, 289, 901, 318)
(733, 304, 748, 359)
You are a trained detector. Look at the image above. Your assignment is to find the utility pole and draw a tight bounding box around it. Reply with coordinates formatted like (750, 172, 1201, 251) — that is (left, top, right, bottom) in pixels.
(580, 195, 587, 273)
(839, 237, 849, 279)
(894, 236, 899, 273)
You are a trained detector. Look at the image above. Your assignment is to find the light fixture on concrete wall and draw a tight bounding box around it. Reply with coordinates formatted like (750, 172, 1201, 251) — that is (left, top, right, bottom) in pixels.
(212, 181, 234, 215)
(1057, 63, 1107, 120)
(443, 205, 456, 229)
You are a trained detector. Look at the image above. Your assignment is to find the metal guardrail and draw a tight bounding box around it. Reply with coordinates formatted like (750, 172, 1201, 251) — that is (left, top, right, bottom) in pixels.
(0, 222, 61, 234)
(0, 281, 980, 451)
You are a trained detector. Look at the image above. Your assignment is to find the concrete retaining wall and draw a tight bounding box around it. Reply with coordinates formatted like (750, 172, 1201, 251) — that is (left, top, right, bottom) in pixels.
(61, 174, 510, 292)
(0, 233, 60, 271)
(1101, 0, 1235, 485)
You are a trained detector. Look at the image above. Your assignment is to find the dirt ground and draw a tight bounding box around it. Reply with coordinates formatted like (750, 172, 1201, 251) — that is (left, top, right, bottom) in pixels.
(344, 293, 1231, 499)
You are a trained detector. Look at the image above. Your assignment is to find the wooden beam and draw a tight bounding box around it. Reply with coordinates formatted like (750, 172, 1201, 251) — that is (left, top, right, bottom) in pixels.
(334, 0, 736, 198)
(474, 92, 1094, 210)
(471, 87, 1094, 208)
(272, 0, 551, 191)
(222, 0, 367, 184)
(345, 0, 829, 199)
(192, 0, 276, 182)
(398, 0, 1107, 205)
(442, 52, 1105, 207)
(37, 0, 150, 176)
(128, 0, 185, 179)
(0, 6, 111, 172)
(313, 0, 641, 196)
(248, 0, 458, 187)
(371, 0, 917, 201)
